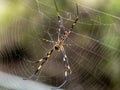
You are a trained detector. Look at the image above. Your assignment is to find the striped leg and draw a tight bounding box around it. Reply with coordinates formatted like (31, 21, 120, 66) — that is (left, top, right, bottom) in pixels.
(61, 46, 72, 74)
(71, 16, 79, 29)
(27, 49, 54, 79)
(71, 4, 79, 30)
(54, 0, 63, 41)
(26, 49, 54, 64)
(57, 46, 72, 89)
(56, 9, 62, 41)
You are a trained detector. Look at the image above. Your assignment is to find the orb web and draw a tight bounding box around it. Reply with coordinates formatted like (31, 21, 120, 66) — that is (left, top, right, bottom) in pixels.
(0, 0, 120, 90)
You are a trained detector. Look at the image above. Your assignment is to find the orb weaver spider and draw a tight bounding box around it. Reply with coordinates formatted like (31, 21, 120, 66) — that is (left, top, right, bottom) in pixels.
(25, 0, 79, 89)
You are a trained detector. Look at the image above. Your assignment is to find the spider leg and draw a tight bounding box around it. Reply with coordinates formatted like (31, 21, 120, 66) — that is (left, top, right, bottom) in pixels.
(42, 38, 54, 43)
(54, 0, 61, 26)
(58, 28, 61, 41)
(57, 69, 68, 89)
(54, 0, 64, 41)
(71, 4, 79, 30)
(25, 49, 54, 79)
(61, 46, 72, 74)
(24, 58, 44, 64)
(46, 30, 54, 42)
(28, 61, 45, 79)
(56, 46, 72, 89)
(57, 11, 62, 41)
(24, 48, 54, 64)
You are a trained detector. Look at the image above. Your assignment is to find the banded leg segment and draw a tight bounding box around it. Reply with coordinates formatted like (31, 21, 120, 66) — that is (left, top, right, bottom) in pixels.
(28, 49, 54, 64)
(71, 4, 79, 30)
(54, 0, 61, 26)
(57, 46, 72, 89)
(29, 49, 54, 79)
(54, 0, 63, 41)
(61, 46, 72, 74)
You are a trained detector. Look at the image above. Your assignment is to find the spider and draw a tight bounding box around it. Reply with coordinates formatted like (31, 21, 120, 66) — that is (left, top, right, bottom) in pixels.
(25, 0, 79, 89)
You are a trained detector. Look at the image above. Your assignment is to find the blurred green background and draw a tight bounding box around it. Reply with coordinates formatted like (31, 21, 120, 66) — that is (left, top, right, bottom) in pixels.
(0, 0, 120, 90)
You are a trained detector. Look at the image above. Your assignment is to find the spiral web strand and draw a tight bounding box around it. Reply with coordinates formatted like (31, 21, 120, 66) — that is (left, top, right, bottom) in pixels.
(0, 0, 120, 90)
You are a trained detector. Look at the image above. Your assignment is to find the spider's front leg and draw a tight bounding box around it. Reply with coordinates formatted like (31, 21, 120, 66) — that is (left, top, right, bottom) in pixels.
(61, 46, 72, 74)
(71, 4, 79, 30)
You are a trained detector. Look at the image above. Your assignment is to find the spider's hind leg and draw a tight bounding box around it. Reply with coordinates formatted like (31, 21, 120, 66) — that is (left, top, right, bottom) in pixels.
(28, 62, 44, 79)
(23, 61, 45, 80)
(58, 70, 69, 89)
(55, 46, 72, 89)
(24, 49, 54, 80)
